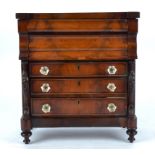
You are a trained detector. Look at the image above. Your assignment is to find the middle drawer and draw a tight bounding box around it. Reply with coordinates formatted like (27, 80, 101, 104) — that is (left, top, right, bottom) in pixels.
(31, 78, 127, 95)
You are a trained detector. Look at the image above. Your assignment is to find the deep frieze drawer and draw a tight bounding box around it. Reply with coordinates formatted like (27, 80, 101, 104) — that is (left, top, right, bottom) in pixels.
(31, 98, 127, 116)
(30, 78, 127, 94)
(29, 50, 128, 61)
(19, 19, 128, 33)
(29, 35, 128, 50)
(30, 62, 128, 77)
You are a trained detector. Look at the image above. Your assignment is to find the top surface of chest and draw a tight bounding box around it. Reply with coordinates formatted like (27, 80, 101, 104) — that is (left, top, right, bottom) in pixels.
(16, 12, 139, 61)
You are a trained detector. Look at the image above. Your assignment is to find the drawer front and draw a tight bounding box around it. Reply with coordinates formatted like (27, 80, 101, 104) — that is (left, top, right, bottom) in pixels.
(29, 35, 127, 50)
(30, 62, 128, 77)
(31, 98, 127, 116)
(27, 19, 127, 32)
(29, 50, 128, 61)
(31, 78, 127, 95)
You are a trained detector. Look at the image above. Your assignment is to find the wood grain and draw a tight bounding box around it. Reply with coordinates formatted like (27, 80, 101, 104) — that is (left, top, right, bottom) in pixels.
(31, 98, 127, 116)
(29, 35, 128, 50)
(30, 62, 128, 77)
(30, 78, 127, 94)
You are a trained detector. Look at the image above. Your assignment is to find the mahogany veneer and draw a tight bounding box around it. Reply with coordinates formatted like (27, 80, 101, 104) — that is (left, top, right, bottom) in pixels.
(16, 12, 140, 144)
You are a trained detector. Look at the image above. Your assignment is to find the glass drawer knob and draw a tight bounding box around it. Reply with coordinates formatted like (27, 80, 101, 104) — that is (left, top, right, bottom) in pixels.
(41, 83, 51, 93)
(107, 66, 117, 75)
(42, 104, 51, 113)
(40, 66, 49, 75)
(107, 83, 116, 92)
(107, 103, 117, 112)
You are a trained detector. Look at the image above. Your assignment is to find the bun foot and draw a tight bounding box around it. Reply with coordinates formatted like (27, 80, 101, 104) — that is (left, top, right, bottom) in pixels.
(126, 129, 137, 143)
(21, 131, 32, 144)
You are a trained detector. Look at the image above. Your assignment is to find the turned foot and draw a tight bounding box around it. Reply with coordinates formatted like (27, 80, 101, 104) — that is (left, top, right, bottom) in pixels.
(21, 131, 32, 144)
(126, 129, 137, 143)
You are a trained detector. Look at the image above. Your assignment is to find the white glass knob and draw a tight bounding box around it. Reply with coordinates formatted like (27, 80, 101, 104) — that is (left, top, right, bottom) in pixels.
(41, 83, 51, 93)
(42, 104, 51, 113)
(40, 66, 49, 75)
(107, 103, 117, 112)
(107, 83, 116, 92)
(107, 66, 117, 75)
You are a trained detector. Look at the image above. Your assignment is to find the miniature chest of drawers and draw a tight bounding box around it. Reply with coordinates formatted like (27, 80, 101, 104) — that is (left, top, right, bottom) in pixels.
(16, 12, 140, 144)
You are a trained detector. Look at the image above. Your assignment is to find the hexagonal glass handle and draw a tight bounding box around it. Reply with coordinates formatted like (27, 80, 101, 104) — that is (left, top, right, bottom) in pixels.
(42, 104, 51, 113)
(40, 66, 49, 75)
(41, 83, 51, 93)
(107, 103, 117, 112)
(107, 83, 116, 92)
(107, 66, 117, 75)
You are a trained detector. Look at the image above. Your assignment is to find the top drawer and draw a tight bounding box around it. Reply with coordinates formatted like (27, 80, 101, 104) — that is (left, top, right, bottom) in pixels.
(19, 19, 128, 33)
(30, 62, 128, 77)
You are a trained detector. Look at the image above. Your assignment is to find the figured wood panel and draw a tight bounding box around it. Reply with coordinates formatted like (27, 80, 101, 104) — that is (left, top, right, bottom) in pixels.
(30, 62, 128, 77)
(31, 78, 127, 94)
(27, 19, 127, 32)
(29, 50, 128, 60)
(29, 35, 127, 50)
(31, 98, 127, 116)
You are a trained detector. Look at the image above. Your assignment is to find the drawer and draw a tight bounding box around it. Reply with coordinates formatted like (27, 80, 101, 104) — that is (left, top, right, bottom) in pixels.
(31, 78, 127, 95)
(29, 50, 128, 61)
(26, 19, 127, 32)
(31, 98, 127, 116)
(29, 35, 127, 50)
(28, 34, 130, 60)
(30, 62, 128, 77)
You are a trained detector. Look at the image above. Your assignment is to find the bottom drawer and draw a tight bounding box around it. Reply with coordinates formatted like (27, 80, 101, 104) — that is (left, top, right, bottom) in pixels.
(31, 98, 127, 116)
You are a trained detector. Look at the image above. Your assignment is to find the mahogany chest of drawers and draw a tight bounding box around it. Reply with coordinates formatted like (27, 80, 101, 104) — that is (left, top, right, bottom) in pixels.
(16, 12, 140, 144)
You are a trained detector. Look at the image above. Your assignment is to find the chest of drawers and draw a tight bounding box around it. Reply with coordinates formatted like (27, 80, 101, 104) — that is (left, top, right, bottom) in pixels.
(16, 12, 140, 144)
